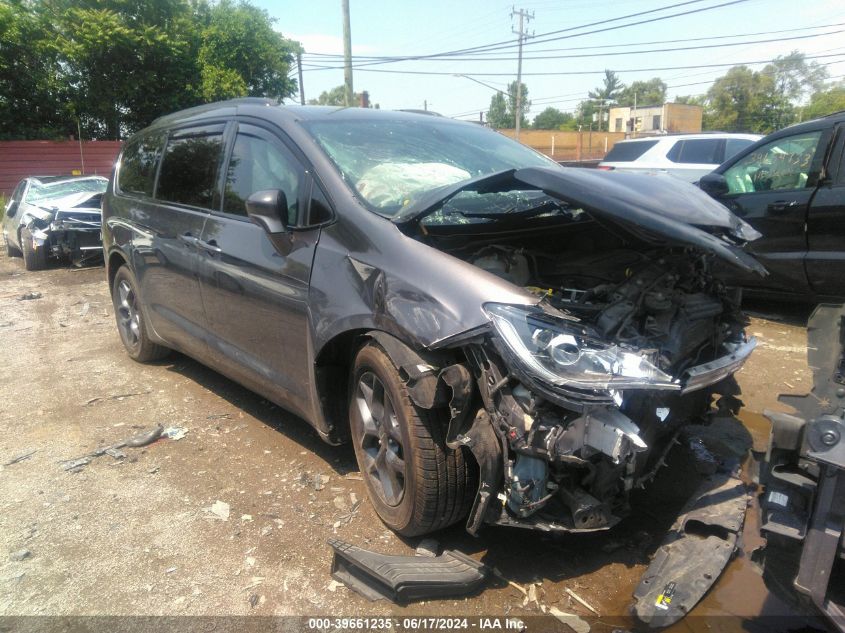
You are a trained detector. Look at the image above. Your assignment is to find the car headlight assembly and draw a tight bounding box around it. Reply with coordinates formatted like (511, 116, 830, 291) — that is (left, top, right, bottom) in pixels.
(484, 303, 680, 392)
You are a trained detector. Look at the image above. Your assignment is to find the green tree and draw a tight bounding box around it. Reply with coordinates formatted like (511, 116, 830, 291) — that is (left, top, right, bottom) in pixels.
(198, 0, 297, 102)
(486, 83, 531, 129)
(587, 70, 624, 131)
(766, 51, 828, 104)
(702, 53, 830, 134)
(532, 107, 573, 130)
(674, 95, 706, 106)
(588, 70, 624, 102)
(802, 84, 845, 120)
(307, 85, 376, 107)
(0, 0, 67, 139)
(45, 0, 204, 139)
(756, 52, 829, 131)
(574, 99, 596, 128)
(703, 66, 769, 132)
(506, 81, 530, 129)
(309, 86, 347, 106)
(486, 92, 510, 129)
(616, 78, 667, 107)
(0, 0, 299, 140)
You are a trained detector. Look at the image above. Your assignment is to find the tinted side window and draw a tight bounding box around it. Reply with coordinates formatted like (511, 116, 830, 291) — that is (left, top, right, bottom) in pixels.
(11, 180, 25, 203)
(725, 138, 754, 161)
(724, 131, 823, 194)
(223, 132, 300, 224)
(119, 134, 165, 196)
(665, 141, 682, 162)
(671, 139, 721, 164)
(603, 140, 658, 162)
(5, 180, 25, 216)
(157, 131, 224, 208)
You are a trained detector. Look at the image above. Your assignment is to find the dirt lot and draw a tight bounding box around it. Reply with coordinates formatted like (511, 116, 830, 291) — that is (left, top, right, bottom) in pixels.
(0, 251, 819, 630)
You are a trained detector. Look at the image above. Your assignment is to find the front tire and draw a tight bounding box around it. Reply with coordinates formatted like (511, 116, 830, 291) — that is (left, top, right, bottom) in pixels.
(349, 342, 475, 536)
(21, 228, 47, 270)
(111, 265, 170, 362)
(4, 234, 21, 257)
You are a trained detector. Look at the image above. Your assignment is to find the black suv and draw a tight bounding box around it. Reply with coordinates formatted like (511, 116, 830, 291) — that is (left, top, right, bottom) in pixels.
(104, 99, 763, 538)
(700, 111, 845, 300)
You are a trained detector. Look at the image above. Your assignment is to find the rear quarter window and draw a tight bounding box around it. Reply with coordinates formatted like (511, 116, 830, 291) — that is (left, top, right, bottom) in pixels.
(668, 138, 721, 164)
(157, 130, 225, 208)
(119, 134, 165, 197)
(603, 140, 658, 163)
(725, 138, 754, 161)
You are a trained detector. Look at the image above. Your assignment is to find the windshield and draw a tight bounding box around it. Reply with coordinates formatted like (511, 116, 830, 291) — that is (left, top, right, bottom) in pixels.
(25, 177, 107, 204)
(301, 118, 555, 216)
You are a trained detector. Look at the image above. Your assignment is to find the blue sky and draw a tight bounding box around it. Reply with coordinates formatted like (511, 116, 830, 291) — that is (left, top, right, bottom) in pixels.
(254, 0, 845, 121)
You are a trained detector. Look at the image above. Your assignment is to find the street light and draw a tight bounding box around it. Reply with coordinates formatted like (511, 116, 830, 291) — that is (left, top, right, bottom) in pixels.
(453, 74, 508, 96)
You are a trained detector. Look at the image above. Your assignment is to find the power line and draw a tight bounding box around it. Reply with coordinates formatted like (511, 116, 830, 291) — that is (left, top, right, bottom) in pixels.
(302, 22, 845, 62)
(300, 29, 845, 65)
(303, 0, 715, 60)
(301, 52, 845, 77)
(300, 0, 751, 72)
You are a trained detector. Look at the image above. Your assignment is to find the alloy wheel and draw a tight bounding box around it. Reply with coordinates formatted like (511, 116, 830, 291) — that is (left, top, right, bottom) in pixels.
(354, 371, 406, 507)
(116, 279, 141, 350)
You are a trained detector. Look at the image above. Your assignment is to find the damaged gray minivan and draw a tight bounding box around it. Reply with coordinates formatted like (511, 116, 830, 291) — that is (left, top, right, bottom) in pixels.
(103, 99, 765, 536)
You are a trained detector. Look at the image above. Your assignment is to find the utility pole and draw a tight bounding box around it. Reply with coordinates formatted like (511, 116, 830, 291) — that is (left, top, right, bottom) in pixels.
(77, 119, 85, 175)
(297, 49, 305, 105)
(511, 6, 533, 140)
(342, 0, 353, 107)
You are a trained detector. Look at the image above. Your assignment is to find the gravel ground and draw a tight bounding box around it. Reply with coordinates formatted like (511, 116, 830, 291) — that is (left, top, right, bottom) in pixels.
(0, 251, 818, 631)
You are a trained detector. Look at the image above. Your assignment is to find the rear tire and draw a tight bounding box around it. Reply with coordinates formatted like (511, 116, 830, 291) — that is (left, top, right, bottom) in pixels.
(111, 265, 170, 362)
(349, 342, 476, 536)
(21, 227, 47, 270)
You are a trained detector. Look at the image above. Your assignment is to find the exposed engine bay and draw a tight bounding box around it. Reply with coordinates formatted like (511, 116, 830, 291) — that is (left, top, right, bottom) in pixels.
(413, 217, 755, 534)
(465, 243, 742, 377)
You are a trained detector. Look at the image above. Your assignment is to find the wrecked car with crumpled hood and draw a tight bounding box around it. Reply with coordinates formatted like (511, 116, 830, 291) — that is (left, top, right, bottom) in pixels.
(3, 175, 107, 270)
(103, 103, 765, 538)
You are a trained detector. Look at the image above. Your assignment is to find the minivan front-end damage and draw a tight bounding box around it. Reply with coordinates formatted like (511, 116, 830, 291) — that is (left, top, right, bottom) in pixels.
(386, 168, 763, 535)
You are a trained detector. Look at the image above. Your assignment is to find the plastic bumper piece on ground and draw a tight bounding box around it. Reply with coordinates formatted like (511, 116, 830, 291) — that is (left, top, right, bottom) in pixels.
(328, 538, 490, 604)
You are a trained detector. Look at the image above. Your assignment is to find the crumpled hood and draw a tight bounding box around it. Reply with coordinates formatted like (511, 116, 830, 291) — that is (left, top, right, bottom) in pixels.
(395, 166, 766, 276)
(32, 191, 103, 212)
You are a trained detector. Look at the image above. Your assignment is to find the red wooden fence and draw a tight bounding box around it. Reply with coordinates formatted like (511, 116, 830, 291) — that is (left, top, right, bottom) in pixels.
(0, 140, 122, 198)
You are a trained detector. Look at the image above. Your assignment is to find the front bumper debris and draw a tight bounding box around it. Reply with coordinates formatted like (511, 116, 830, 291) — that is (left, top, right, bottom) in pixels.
(632, 472, 750, 628)
(328, 538, 489, 604)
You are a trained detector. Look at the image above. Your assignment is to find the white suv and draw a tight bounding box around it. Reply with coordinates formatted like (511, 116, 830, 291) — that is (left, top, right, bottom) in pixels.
(598, 133, 761, 183)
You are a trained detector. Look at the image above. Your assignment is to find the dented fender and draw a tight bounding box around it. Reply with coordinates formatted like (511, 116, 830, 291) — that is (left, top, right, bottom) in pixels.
(309, 208, 536, 358)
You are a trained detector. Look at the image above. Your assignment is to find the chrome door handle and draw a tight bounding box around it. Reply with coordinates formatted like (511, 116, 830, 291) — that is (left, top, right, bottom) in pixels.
(196, 238, 223, 254)
(179, 233, 199, 246)
(767, 200, 801, 213)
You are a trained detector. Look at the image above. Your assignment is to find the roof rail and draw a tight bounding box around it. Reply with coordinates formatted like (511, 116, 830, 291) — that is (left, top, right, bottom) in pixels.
(148, 97, 281, 127)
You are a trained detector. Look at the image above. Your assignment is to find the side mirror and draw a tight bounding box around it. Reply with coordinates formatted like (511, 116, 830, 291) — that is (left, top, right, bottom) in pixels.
(699, 172, 729, 197)
(246, 189, 288, 234)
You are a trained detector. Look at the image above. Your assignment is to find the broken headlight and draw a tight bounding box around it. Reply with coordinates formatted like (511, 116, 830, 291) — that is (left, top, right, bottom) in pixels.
(484, 303, 680, 392)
